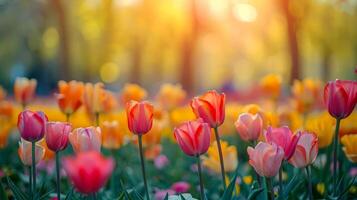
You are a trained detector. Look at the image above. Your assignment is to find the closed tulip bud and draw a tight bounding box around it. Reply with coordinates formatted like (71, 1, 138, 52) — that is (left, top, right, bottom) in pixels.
(235, 113, 263, 142)
(247, 142, 284, 177)
(56, 80, 84, 115)
(191, 90, 225, 128)
(126, 100, 154, 135)
(18, 110, 48, 142)
(324, 79, 357, 119)
(62, 151, 114, 194)
(14, 77, 37, 106)
(288, 132, 318, 168)
(18, 138, 45, 166)
(45, 122, 71, 152)
(69, 127, 101, 153)
(174, 119, 211, 156)
(264, 126, 301, 160)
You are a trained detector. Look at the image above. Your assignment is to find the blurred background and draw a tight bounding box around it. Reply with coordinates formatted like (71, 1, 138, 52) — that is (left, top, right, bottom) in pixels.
(0, 0, 356, 95)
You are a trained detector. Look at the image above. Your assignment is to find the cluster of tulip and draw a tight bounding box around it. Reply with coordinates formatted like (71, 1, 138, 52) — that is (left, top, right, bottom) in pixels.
(0, 76, 356, 200)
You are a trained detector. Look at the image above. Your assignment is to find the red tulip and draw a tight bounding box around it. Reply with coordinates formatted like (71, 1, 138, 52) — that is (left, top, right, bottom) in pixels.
(191, 90, 225, 128)
(235, 113, 263, 142)
(324, 79, 357, 119)
(45, 122, 71, 152)
(62, 151, 114, 194)
(126, 100, 154, 135)
(174, 119, 211, 156)
(288, 132, 318, 168)
(18, 110, 48, 142)
(247, 142, 284, 177)
(264, 126, 301, 160)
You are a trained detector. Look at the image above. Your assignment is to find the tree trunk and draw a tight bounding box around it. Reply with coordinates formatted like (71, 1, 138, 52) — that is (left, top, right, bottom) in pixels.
(52, 0, 70, 81)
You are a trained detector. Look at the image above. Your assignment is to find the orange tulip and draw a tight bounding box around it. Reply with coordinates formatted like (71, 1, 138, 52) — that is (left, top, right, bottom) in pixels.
(14, 77, 37, 107)
(0, 101, 13, 119)
(0, 121, 11, 148)
(18, 138, 45, 166)
(259, 74, 282, 100)
(121, 83, 147, 104)
(156, 83, 186, 110)
(101, 120, 124, 149)
(126, 101, 154, 135)
(56, 80, 84, 115)
(191, 90, 225, 128)
(292, 79, 322, 113)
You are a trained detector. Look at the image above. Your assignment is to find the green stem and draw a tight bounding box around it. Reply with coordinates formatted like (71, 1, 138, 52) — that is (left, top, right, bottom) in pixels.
(332, 118, 341, 196)
(305, 166, 313, 200)
(95, 112, 100, 126)
(138, 135, 150, 200)
(196, 155, 205, 200)
(278, 166, 283, 196)
(28, 166, 32, 196)
(110, 149, 116, 192)
(56, 152, 61, 200)
(213, 127, 226, 190)
(266, 177, 274, 200)
(66, 113, 70, 123)
(31, 141, 36, 200)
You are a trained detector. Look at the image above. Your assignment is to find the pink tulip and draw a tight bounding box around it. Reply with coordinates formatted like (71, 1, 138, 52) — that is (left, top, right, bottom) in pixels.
(289, 132, 318, 168)
(171, 181, 190, 193)
(69, 127, 101, 153)
(45, 122, 71, 152)
(126, 100, 154, 135)
(324, 79, 357, 119)
(18, 110, 48, 142)
(235, 113, 263, 142)
(62, 151, 114, 194)
(174, 119, 211, 157)
(191, 90, 225, 128)
(247, 142, 284, 177)
(264, 126, 301, 160)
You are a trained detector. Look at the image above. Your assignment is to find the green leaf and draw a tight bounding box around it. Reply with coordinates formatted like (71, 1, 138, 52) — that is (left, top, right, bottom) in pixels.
(164, 193, 169, 200)
(0, 181, 8, 200)
(38, 189, 53, 200)
(6, 176, 28, 200)
(64, 187, 74, 200)
(247, 188, 264, 200)
(338, 175, 356, 199)
(220, 174, 238, 200)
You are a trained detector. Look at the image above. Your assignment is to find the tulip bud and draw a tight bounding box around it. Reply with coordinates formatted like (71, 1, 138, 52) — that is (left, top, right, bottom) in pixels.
(174, 118, 211, 156)
(17, 110, 48, 142)
(126, 100, 154, 135)
(62, 151, 114, 194)
(247, 142, 284, 177)
(69, 127, 101, 153)
(288, 132, 318, 168)
(14, 77, 37, 106)
(235, 113, 263, 142)
(45, 122, 71, 152)
(191, 90, 225, 128)
(56, 80, 84, 115)
(324, 79, 357, 119)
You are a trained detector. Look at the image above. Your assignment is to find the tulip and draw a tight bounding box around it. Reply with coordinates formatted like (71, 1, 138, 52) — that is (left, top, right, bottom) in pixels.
(292, 79, 322, 114)
(46, 122, 72, 200)
(341, 134, 357, 163)
(324, 79, 357, 120)
(171, 181, 190, 193)
(191, 90, 227, 189)
(264, 126, 301, 195)
(202, 140, 238, 174)
(62, 151, 114, 195)
(154, 155, 169, 169)
(235, 113, 263, 142)
(18, 110, 48, 142)
(288, 132, 318, 168)
(56, 80, 84, 120)
(289, 132, 318, 200)
(156, 83, 186, 110)
(174, 119, 210, 199)
(247, 142, 284, 200)
(126, 100, 154, 200)
(0, 101, 13, 119)
(324, 79, 357, 195)
(18, 138, 45, 166)
(121, 83, 148, 104)
(305, 112, 335, 148)
(101, 120, 124, 149)
(69, 127, 101, 153)
(264, 126, 301, 160)
(259, 74, 282, 100)
(14, 77, 37, 108)
(0, 122, 11, 148)
(126, 100, 154, 135)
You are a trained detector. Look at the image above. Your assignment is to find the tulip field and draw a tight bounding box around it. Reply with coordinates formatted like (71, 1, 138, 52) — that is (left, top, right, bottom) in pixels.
(0, 76, 356, 200)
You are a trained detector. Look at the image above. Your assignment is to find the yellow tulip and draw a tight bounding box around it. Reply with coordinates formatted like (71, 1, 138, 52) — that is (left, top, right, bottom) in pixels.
(156, 83, 186, 110)
(202, 140, 238, 173)
(292, 79, 322, 113)
(305, 112, 335, 148)
(260, 74, 282, 100)
(341, 134, 357, 163)
(170, 106, 196, 127)
(120, 83, 147, 104)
